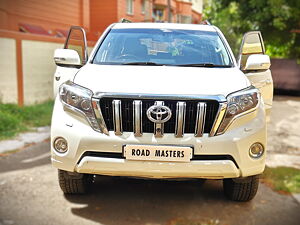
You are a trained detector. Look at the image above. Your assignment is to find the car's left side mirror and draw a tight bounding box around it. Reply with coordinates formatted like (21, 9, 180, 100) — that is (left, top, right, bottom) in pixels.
(244, 54, 271, 71)
(238, 31, 266, 70)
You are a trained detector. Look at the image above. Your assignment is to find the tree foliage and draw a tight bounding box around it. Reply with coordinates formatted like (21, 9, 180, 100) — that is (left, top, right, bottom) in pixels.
(203, 0, 300, 59)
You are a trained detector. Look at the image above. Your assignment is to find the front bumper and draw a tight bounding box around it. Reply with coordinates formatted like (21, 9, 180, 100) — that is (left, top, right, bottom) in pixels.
(51, 98, 267, 179)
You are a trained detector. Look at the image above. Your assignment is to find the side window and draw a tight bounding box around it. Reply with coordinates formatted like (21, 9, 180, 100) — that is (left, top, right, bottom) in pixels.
(239, 31, 265, 70)
(64, 26, 88, 65)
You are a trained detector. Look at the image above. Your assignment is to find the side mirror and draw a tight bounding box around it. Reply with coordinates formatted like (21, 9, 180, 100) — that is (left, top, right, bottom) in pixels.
(54, 49, 81, 67)
(244, 54, 271, 71)
(238, 31, 266, 70)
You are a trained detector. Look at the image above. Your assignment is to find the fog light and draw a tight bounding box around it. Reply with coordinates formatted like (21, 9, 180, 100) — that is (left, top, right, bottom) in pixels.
(53, 137, 68, 153)
(249, 142, 264, 158)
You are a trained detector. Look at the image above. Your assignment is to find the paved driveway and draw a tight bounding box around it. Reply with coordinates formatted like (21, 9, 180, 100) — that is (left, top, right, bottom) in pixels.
(0, 141, 300, 225)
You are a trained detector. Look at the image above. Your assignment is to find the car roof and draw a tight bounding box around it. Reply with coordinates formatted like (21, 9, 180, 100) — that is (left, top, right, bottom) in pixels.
(112, 22, 217, 32)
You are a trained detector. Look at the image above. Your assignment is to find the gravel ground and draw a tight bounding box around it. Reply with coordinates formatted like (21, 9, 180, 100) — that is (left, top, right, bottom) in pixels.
(266, 96, 300, 169)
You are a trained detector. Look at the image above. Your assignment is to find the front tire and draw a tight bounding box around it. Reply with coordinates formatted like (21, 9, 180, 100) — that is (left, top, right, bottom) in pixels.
(223, 175, 259, 201)
(58, 169, 93, 194)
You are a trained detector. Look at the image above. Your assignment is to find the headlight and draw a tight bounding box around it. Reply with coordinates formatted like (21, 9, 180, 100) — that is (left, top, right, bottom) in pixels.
(217, 86, 259, 134)
(59, 81, 101, 132)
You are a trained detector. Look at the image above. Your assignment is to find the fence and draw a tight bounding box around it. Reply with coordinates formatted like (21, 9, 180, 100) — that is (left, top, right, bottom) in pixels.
(0, 29, 94, 105)
(270, 58, 300, 92)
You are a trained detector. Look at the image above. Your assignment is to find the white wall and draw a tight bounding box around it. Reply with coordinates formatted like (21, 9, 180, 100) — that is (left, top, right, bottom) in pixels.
(22, 40, 63, 105)
(0, 38, 18, 104)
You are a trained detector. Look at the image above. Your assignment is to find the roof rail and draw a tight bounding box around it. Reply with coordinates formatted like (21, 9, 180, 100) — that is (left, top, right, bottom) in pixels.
(119, 18, 132, 23)
(200, 20, 211, 25)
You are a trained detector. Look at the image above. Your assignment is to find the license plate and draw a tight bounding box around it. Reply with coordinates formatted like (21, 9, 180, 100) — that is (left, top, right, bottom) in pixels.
(124, 145, 192, 162)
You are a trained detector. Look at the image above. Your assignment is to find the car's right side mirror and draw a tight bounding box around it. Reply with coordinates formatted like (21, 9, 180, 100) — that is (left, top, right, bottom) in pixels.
(244, 54, 271, 71)
(53, 26, 88, 68)
(54, 49, 82, 67)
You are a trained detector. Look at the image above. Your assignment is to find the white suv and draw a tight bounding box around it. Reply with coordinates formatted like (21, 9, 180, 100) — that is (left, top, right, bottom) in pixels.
(52, 22, 273, 201)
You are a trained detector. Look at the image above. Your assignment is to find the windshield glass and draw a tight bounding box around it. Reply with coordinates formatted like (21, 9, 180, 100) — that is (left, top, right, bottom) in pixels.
(93, 28, 233, 67)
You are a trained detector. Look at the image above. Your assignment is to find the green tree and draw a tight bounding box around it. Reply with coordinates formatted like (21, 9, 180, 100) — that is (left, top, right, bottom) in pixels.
(203, 0, 300, 60)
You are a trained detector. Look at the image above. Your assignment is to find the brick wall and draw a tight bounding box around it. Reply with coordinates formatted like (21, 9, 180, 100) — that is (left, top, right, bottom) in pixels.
(117, 0, 152, 22)
(89, 0, 118, 33)
(0, 0, 83, 32)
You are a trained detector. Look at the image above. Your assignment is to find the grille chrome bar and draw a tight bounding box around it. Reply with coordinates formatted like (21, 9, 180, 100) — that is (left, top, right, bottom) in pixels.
(175, 102, 186, 137)
(92, 99, 109, 135)
(209, 102, 227, 137)
(112, 100, 122, 135)
(133, 100, 142, 136)
(154, 101, 164, 137)
(195, 102, 207, 137)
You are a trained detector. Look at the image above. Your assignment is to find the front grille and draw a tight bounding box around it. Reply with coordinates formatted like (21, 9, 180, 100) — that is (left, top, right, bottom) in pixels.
(99, 97, 220, 136)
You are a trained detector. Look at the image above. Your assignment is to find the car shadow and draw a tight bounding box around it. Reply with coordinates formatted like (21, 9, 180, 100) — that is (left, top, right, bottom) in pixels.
(64, 176, 246, 225)
(64, 175, 300, 225)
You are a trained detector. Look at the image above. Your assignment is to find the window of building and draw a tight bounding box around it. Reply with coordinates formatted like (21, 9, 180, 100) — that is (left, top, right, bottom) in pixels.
(141, 0, 145, 14)
(154, 9, 164, 22)
(127, 0, 134, 15)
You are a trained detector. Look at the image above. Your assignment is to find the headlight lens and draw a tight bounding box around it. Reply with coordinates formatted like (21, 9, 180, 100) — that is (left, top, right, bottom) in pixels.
(217, 86, 259, 134)
(59, 81, 101, 132)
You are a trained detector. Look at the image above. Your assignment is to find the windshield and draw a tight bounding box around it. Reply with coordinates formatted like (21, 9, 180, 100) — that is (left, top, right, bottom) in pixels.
(93, 28, 233, 67)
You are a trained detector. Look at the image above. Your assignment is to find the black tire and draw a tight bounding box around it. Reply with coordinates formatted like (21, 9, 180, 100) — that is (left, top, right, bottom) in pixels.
(223, 175, 259, 201)
(58, 169, 93, 194)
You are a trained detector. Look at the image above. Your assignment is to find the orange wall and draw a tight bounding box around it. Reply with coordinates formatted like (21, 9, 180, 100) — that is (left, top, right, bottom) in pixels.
(89, 0, 154, 34)
(154, 0, 167, 6)
(118, 0, 151, 22)
(89, 0, 118, 33)
(192, 9, 202, 24)
(0, 0, 83, 33)
(176, 1, 192, 16)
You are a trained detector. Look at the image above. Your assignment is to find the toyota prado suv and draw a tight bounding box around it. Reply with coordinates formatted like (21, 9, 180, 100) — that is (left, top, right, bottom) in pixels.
(52, 22, 273, 201)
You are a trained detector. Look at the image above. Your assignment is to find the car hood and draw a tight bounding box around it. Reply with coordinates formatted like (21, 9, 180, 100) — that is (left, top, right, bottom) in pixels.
(74, 64, 250, 98)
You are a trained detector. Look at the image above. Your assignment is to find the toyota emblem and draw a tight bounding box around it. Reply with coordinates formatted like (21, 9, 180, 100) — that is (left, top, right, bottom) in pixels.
(146, 105, 172, 123)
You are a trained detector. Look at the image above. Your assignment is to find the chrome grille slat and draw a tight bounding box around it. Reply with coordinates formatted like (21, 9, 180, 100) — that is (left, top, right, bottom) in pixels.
(209, 102, 227, 137)
(175, 102, 186, 137)
(154, 101, 164, 137)
(92, 99, 109, 135)
(112, 100, 122, 135)
(133, 100, 142, 136)
(195, 102, 207, 137)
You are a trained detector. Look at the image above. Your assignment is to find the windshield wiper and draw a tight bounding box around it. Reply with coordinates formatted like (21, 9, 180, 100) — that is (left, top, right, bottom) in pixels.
(122, 62, 166, 66)
(175, 63, 232, 68)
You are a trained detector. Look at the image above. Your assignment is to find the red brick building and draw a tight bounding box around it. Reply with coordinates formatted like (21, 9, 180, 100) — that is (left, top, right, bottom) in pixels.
(0, 0, 203, 40)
